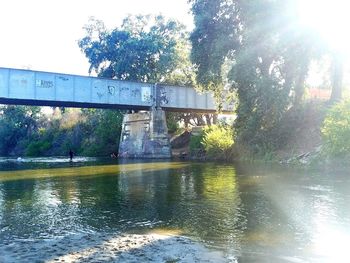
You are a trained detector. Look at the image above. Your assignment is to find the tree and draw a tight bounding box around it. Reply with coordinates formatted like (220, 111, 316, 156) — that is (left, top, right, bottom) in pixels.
(190, 0, 239, 91)
(0, 106, 40, 156)
(79, 15, 191, 83)
(190, 0, 324, 153)
(80, 109, 123, 156)
(22, 107, 124, 157)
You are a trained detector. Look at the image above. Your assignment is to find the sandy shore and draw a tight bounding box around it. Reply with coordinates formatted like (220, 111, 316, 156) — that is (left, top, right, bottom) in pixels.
(0, 232, 228, 262)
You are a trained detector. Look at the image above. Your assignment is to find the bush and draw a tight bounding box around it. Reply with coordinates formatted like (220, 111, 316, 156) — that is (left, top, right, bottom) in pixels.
(322, 100, 350, 157)
(26, 141, 52, 157)
(189, 132, 204, 155)
(189, 125, 235, 159)
(202, 125, 234, 159)
(166, 112, 180, 134)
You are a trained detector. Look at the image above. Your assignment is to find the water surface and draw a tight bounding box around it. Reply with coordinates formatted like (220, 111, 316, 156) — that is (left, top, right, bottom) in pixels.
(0, 158, 349, 262)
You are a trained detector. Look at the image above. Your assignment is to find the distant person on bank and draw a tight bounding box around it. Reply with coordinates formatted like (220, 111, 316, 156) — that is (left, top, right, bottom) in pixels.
(69, 149, 74, 161)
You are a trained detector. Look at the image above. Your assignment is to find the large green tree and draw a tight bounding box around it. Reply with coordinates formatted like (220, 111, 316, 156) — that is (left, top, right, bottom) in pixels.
(190, 0, 324, 153)
(79, 15, 193, 84)
(190, 0, 239, 91)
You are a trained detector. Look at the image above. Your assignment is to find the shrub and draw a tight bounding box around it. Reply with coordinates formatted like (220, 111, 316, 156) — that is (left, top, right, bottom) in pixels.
(25, 141, 51, 157)
(166, 112, 180, 134)
(321, 100, 350, 157)
(189, 132, 204, 155)
(202, 125, 234, 159)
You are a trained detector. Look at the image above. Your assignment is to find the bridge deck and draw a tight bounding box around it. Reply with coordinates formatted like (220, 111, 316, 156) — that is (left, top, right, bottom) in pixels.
(0, 67, 233, 113)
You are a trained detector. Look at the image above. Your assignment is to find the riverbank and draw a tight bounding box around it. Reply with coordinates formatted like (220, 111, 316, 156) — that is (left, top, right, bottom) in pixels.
(0, 232, 227, 263)
(170, 101, 330, 166)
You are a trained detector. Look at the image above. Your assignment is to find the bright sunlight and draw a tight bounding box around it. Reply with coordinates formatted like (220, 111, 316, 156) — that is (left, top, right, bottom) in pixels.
(298, 0, 350, 55)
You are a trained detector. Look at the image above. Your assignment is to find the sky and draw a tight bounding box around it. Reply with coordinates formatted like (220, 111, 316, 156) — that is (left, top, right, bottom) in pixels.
(1, 0, 348, 90)
(0, 0, 193, 76)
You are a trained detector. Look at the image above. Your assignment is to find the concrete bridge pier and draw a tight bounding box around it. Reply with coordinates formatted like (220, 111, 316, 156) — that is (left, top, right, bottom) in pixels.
(118, 108, 171, 158)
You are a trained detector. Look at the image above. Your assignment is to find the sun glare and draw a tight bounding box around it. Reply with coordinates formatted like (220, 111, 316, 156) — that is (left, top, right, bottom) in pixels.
(313, 227, 350, 262)
(298, 0, 350, 55)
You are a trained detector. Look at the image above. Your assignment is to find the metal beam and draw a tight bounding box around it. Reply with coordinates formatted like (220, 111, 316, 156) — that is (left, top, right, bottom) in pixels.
(0, 67, 234, 113)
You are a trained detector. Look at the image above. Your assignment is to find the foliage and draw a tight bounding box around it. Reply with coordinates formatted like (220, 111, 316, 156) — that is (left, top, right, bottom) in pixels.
(190, 0, 330, 155)
(189, 125, 234, 159)
(0, 105, 40, 156)
(166, 112, 180, 134)
(0, 105, 124, 157)
(202, 125, 234, 159)
(321, 100, 350, 156)
(189, 132, 204, 156)
(79, 15, 193, 84)
(26, 141, 51, 157)
(190, 0, 239, 90)
(80, 109, 123, 156)
(31, 108, 124, 157)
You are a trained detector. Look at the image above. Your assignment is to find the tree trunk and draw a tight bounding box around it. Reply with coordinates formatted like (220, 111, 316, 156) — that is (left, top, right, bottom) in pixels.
(330, 53, 344, 103)
(294, 62, 308, 106)
(204, 114, 212, 126)
(212, 114, 218, 125)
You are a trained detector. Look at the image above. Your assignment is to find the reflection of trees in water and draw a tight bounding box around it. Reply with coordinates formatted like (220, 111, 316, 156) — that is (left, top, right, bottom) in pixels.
(111, 162, 245, 254)
(55, 179, 80, 204)
(111, 163, 245, 253)
(0, 163, 243, 253)
(56, 161, 246, 253)
(0, 179, 38, 239)
(1, 161, 350, 261)
(73, 172, 122, 230)
(118, 163, 169, 225)
(1, 179, 36, 202)
(68, 162, 174, 231)
(174, 164, 245, 253)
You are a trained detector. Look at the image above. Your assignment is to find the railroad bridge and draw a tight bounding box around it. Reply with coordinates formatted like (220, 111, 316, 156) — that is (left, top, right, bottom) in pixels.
(0, 67, 233, 158)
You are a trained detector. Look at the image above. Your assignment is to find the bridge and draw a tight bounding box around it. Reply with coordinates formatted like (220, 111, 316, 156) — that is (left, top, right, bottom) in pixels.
(0, 67, 234, 158)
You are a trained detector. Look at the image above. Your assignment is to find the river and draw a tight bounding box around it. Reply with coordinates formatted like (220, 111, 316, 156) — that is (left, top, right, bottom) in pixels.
(0, 158, 349, 262)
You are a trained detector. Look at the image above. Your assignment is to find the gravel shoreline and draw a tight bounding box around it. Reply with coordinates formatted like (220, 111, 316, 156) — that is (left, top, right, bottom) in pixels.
(0, 232, 227, 262)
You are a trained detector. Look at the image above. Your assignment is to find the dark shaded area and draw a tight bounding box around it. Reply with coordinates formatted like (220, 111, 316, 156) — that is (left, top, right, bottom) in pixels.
(0, 97, 150, 111)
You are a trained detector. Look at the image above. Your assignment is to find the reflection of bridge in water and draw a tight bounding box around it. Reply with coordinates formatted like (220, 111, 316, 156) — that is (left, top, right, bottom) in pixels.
(0, 67, 234, 158)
